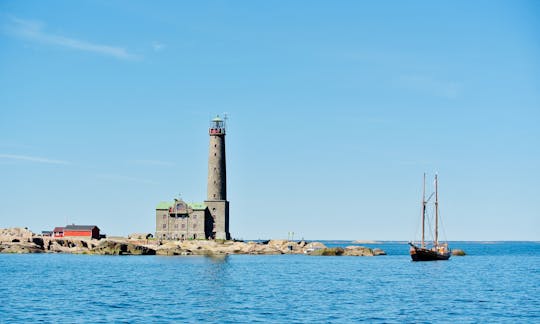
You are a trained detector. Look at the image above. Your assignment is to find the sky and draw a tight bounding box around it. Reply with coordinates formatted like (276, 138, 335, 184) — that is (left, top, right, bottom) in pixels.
(0, 1, 539, 241)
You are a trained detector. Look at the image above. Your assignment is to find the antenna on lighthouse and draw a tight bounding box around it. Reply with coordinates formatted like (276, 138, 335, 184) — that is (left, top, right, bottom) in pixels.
(223, 112, 229, 130)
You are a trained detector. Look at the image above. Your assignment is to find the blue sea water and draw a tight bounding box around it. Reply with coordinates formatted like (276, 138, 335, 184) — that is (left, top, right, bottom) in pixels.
(0, 242, 539, 323)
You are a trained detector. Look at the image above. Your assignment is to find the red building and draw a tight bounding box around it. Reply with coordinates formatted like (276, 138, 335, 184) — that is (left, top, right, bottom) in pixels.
(62, 225, 100, 239)
(53, 227, 65, 238)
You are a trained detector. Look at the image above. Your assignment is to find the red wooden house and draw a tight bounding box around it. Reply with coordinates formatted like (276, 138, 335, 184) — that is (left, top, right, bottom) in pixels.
(53, 227, 65, 238)
(62, 225, 100, 239)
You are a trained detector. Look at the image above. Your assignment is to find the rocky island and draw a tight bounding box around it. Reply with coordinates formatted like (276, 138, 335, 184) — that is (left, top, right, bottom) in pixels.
(0, 228, 386, 257)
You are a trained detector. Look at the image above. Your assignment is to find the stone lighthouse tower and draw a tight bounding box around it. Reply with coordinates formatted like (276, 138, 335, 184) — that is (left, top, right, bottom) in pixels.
(205, 116, 230, 240)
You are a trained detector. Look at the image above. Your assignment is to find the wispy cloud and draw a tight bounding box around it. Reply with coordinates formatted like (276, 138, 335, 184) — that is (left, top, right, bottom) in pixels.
(132, 159, 175, 167)
(395, 75, 461, 99)
(97, 174, 157, 185)
(0, 154, 70, 165)
(4, 17, 139, 60)
(151, 41, 166, 52)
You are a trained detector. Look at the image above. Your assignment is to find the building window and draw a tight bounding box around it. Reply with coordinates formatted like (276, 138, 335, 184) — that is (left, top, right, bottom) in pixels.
(162, 215, 166, 219)
(162, 224, 166, 229)
(174, 224, 178, 229)
(181, 224, 186, 229)
(193, 224, 197, 229)
(193, 215, 197, 219)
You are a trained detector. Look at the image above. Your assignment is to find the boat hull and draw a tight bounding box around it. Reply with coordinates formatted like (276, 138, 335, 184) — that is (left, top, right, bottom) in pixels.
(409, 244, 451, 261)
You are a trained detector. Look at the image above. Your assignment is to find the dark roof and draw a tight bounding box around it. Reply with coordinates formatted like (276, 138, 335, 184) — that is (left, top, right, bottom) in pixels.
(53, 227, 64, 232)
(64, 225, 99, 231)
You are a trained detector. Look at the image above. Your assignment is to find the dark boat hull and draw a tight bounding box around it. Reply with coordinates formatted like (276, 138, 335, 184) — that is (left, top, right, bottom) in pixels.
(409, 244, 451, 261)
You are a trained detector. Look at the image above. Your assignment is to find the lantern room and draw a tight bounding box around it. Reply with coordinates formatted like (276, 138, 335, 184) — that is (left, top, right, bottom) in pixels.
(209, 115, 226, 135)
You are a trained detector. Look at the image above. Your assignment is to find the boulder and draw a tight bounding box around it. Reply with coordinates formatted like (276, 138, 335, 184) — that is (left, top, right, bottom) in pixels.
(32, 237, 45, 248)
(0, 227, 34, 243)
(155, 241, 185, 255)
(302, 242, 327, 254)
(91, 241, 156, 255)
(452, 249, 466, 256)
(343, 246, 374, 256)
(0, 242, 43, 253)
(45, 238, 97, 253)
(265, 240, 308, 254)
(309, 247, 345, 256)
(373, 248, 386, 256)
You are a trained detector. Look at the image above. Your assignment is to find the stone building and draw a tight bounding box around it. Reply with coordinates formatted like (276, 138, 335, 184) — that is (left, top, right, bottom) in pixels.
(155, 116, 231, 240)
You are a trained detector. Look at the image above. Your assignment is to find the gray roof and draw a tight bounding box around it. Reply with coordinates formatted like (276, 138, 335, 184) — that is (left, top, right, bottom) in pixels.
(64, 225, 99, 231)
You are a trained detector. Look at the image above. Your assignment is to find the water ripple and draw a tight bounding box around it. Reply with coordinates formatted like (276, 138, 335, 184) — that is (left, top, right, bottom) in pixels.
(0, 243, 538, 322)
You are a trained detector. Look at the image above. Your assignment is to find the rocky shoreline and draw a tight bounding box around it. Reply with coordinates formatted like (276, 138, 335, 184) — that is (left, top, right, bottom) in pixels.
(0, 228, 386, 256)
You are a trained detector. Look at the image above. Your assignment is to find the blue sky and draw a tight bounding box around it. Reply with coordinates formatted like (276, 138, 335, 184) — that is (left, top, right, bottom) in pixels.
(0, 1, 538, 240)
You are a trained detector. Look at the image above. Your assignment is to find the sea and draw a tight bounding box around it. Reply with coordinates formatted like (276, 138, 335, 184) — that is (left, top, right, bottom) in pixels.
(0, 241, 538, 323)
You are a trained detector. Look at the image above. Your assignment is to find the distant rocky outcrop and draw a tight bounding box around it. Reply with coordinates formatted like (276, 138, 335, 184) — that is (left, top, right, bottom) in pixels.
(452, 249, 466, 256)
(0, 228, 386, 257)
(344, 246, 374, 256)
(309, 247, 345, 256)
(307, 245, 381, 256)
(352, 240, 379, 244)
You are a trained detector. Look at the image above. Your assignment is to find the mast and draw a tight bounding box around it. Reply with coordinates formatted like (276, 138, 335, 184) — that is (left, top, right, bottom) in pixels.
(435, 174, 439, 246)
(421, 173, 426, 248)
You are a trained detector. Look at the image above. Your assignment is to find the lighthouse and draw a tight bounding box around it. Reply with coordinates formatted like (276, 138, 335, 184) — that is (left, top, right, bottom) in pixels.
(205, 115, 230, 240)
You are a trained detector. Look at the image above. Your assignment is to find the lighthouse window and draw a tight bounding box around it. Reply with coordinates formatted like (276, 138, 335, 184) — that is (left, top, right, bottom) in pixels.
(162, 224, 166, 229)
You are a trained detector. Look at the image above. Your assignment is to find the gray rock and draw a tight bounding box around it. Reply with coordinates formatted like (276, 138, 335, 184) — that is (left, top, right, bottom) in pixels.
(373, 248, 387, 256)
(343, 246, 374, 256)
(0, 242, 43, 253)
(91, 241, 156, 255)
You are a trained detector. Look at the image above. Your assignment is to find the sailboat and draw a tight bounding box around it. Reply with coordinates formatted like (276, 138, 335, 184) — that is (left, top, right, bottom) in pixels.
(409, 173, 451, 261)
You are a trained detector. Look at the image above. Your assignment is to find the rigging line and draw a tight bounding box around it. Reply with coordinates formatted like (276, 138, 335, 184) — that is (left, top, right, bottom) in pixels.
(439, 209, 449, 242)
